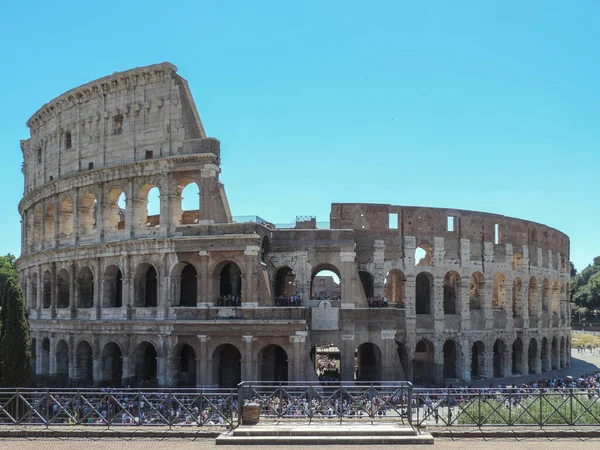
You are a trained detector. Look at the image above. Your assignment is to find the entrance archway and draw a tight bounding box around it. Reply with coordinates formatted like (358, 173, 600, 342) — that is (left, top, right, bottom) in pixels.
(471, 341, 485, 379)
(213, 344, 241, 388)
(259, 345, 288, 382)
(310, 343, 341, 382)
(77, 267, 94, 308)
(57, 268, 70, 308)
(133, 342, 157, 386)
(512, 338, 523, 375)
(528, 338, 538, 374)
(104, 265, 123, 308)
(414, 340, 434, 385)
(179, 264, 197, 307)
(443, 340, 459, 379)
(355, 342, 381, 381)
(415, 272, 433, 314)
(173, 344, 196, 387)
(75, 341, 93, 385)
(311, 265, 341, 300)
(274, 266, 296, 305)
(101, 342, 123, 386)
(135, 263, 158, 307)
(218, 262, 242, 302)
(443, 272, 460, 314)
(493, 339, 506, 378)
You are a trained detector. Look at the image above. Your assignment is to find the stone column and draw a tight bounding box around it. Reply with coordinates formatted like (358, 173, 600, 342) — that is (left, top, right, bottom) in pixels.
(123, 255, 133, 317)
(198, 251, 210, 306)
(340, 251, 359, 308)
(404, 276, 416, 318)
(67, 335, 75, 381)
(242, 335, 255, 381)
(69, 262, 77, 318)
(93, 258, 102, 320)
(341, 336, 356, 382)
(197, 335, 210, 386)
(522, 281, 530, 328)
(35, 337, 43, 375)
(504, 281, 513, 329)
(49, 335, 57, 375)
(199, 165, 219, 222)
(503, 349, 511, 378)
(460, 277, 471, 329)
(243, 246, 260, 306)
(36, 265, 42, 320)
(433, 340, 444, 385)
(289, 334, 305, 381)
(72, 188, 80, 245)
(53, 195, 59, 248)
(50, 263, 57, 319)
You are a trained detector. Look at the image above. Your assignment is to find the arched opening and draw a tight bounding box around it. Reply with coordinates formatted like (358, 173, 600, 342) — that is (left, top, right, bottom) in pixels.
(512, 338, 524, 375)
(213, 344, 241, 388)
(179, 181, 200, 225)
(105, 188, 127, 232)
(56, 268, 70, 309)
(551, 337, 559, 370)
(471, 341, 485, 379)
(414, 340, 434, 385)
(173, 344, 196, 387)
(512, 252, 523, 271)
(133, 342, 157, 386)
(384, 269, 405, 307)
(274, 266, 297, 306)
(259, 344, 288, 382)
(541, 279, 550, 312)
(56, 340, 69, 384)
(493, 339, 506, 378)
(41, 338, 50, 375)
(551, 281, 560, 316)
(541, 337, 550, 372)
(528, 278, 538, 316)
(135, 263, 158, 307)
(355, 342, 381, 381)
(560, 284, 566, 318)
(310, 265, 341, 300)
(415, 272, 433, 314)
(443, 272, 460, 314)
(79, 192, 97, 235)
(31, 274, 38, 310)
(469, 272, 485, 310)
(44, 203, 55, 244)
(42, 270, 51, 309)
(104, 265, 123, 308)
(60, 197, 74, 237)
(443, 340, 459, 379)
(179, 264, 197, 307)
(492, 273, 506, 309)
(217, 261, 242, 305)
(101, 342, 123, 386)
(359, 270, 374, 299)
(310, 343, 341, 382)
(512, 277, 523, 318)
(414, 244, 433, 266)
(32, 204, 42, 247)
(75, 341, 94, 385)
(77, 267, 94, 308)
(142, 185, 161, 229)
(528, 338, 538, 374)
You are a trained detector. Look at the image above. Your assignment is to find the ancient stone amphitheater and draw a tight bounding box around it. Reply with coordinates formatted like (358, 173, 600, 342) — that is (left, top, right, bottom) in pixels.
(17, 63, 571, 387)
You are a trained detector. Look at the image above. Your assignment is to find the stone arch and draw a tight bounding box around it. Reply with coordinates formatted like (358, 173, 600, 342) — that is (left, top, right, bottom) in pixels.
(528, 338, 538, 374)
(133, 341, 158, 386)
(415, 272, 433, 314)
(528, 277, 538, 316)
(512, 338, 524, 375)
(471, 341, 485, 379)
(32, 204, 42, 247)
(551, 280, 560, 316)
(355, 342, 381, 381)
(176, 179, 200, 225)
(172, 343, 196, 387)
(59, 196, 74, 237)
(179, 263, 198, 307)
(493, 339, 507, 378)
(136, 183, 161, 229)
(274, 266, 295, 296)
(104, 264, 123, 307)
(358, 270, 374, 299)
(258, 344, 288, 382)
(560, 283, 566, 318)
(105, 187, 127, 232)
(44, 202, 55, 244)
(212, 343, 241, 388)
(415, 243, 433, 266)
(41, 338, 50, 375)
(30, 272, 38, 310)
(134, 263, 158, 307)
(512, 277, 523, 318)
(443, 271, 460, 314)
(42, 270, 51, 308)
(101, 342, 123, 385)
(551, 336, 559, 370)
(414, 339, 434, 385)
(541, 279, 550, 312)
(384, 269, 405, 307)
(512, 252, 523, 271)
(77, 266, 94, 308)
(79, 192, 97, 235)
(310, 264, 341, 300)
(469, 272, 485, 310)
(443, 339, 460, 380)
(56, 268, 70, 308)
(492, 273, 506, 308)
(75, 340, 93, 384)
(56, 339, 69, 382)
(541, 337, 550, 372)
(215, 260, 242, 303)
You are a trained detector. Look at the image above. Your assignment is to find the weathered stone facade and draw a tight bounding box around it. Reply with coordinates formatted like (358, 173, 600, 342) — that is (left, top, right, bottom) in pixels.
(17, 63, 571, 387)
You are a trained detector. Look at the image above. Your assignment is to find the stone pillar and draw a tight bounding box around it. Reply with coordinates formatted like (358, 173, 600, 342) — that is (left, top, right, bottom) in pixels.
(93, 336, 101, 383)
(199, 165, 219, 222)
(503, 350, 511, 378)
(460, 277, 471, 329)
(67, 335, 75, 381)
(72, 188, 80, 245)
(50, 263, 57, 319)
(289, 334, 305, 381)
(49, 335, 57, 375)
(36, 265, 42, 320)
(433, 340, 444, 385)
(197, 335, 210, 386)
(459, 338, 471, 382)
(35, 337, 43, 375)
(93, 258, 102, 320)
(243, 246, 260, 306)
(69, 262, 77, 318)
(372, 240, 386, 297)
(404, 276, 416, 318)
(53, 195, 60, 248)
(242, 335, 255, 381)
(340, 251, 359, 308)
(341, 336, 356, 382)
(504, 281, 513, 329)
(123, 255, 133, 317)
(198, 251, 210, 306)
(157, 356, 167, 387)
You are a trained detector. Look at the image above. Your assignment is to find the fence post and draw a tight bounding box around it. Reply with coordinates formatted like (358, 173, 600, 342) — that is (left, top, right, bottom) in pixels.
(570, 390, 574, 426)
(407, 383, 413, 428)
(237, 382, 244, 427)
(539, 390, 543, 428)
(478, 390, 482, 428)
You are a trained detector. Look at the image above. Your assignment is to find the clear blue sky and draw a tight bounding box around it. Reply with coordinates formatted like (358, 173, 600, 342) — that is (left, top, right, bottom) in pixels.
(1, 1, 598, 271)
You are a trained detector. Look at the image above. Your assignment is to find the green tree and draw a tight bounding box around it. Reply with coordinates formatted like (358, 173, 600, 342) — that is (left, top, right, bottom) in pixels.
(0, 278, 31, 386)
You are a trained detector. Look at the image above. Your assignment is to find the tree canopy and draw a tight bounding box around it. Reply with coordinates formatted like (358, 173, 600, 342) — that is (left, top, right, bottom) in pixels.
(571, 257, 600, 310)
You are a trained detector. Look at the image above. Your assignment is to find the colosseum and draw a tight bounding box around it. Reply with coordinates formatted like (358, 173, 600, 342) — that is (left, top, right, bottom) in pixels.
(17, 62, 571, 388)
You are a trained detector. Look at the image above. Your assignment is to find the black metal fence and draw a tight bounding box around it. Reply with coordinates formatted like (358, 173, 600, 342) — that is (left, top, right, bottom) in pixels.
(3, 384, 600, 429)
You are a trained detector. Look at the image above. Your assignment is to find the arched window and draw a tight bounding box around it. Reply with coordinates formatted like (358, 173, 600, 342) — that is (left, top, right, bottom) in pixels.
(77, 267, 94, 308)
(492, 273, 506, 308)
(56, 268, 70, 308)
(415, 272, 433, 314)
(179, 181, 200, 225)
(79, 192, 97, 235)
(443, 272, 460, 314)
(179, 264, 197, 307)
(60, 197, 74, 237)
(105, 188, 127, 233)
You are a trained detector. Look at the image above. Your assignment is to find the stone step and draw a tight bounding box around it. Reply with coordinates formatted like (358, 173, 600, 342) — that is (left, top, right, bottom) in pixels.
(232, 425, 418, 437)
(216, 434, 434, 445)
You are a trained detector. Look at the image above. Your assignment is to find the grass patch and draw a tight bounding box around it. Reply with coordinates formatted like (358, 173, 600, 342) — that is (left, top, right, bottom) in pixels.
(571, 332, 600, 349)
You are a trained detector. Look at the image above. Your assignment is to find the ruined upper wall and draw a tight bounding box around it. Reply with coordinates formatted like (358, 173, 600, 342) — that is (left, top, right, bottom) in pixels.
(330, 203, 570, 259)
(21, 62, 219, 193)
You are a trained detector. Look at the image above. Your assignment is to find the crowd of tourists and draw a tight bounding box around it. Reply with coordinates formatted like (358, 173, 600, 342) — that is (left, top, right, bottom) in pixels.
(216, 295, 241, 307)
(367, 296, 388, 308)
(274, 295, 301, 306)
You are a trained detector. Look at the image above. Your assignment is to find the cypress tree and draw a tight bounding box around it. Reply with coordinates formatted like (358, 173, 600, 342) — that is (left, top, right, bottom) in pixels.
(0, 278, 31, 387)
